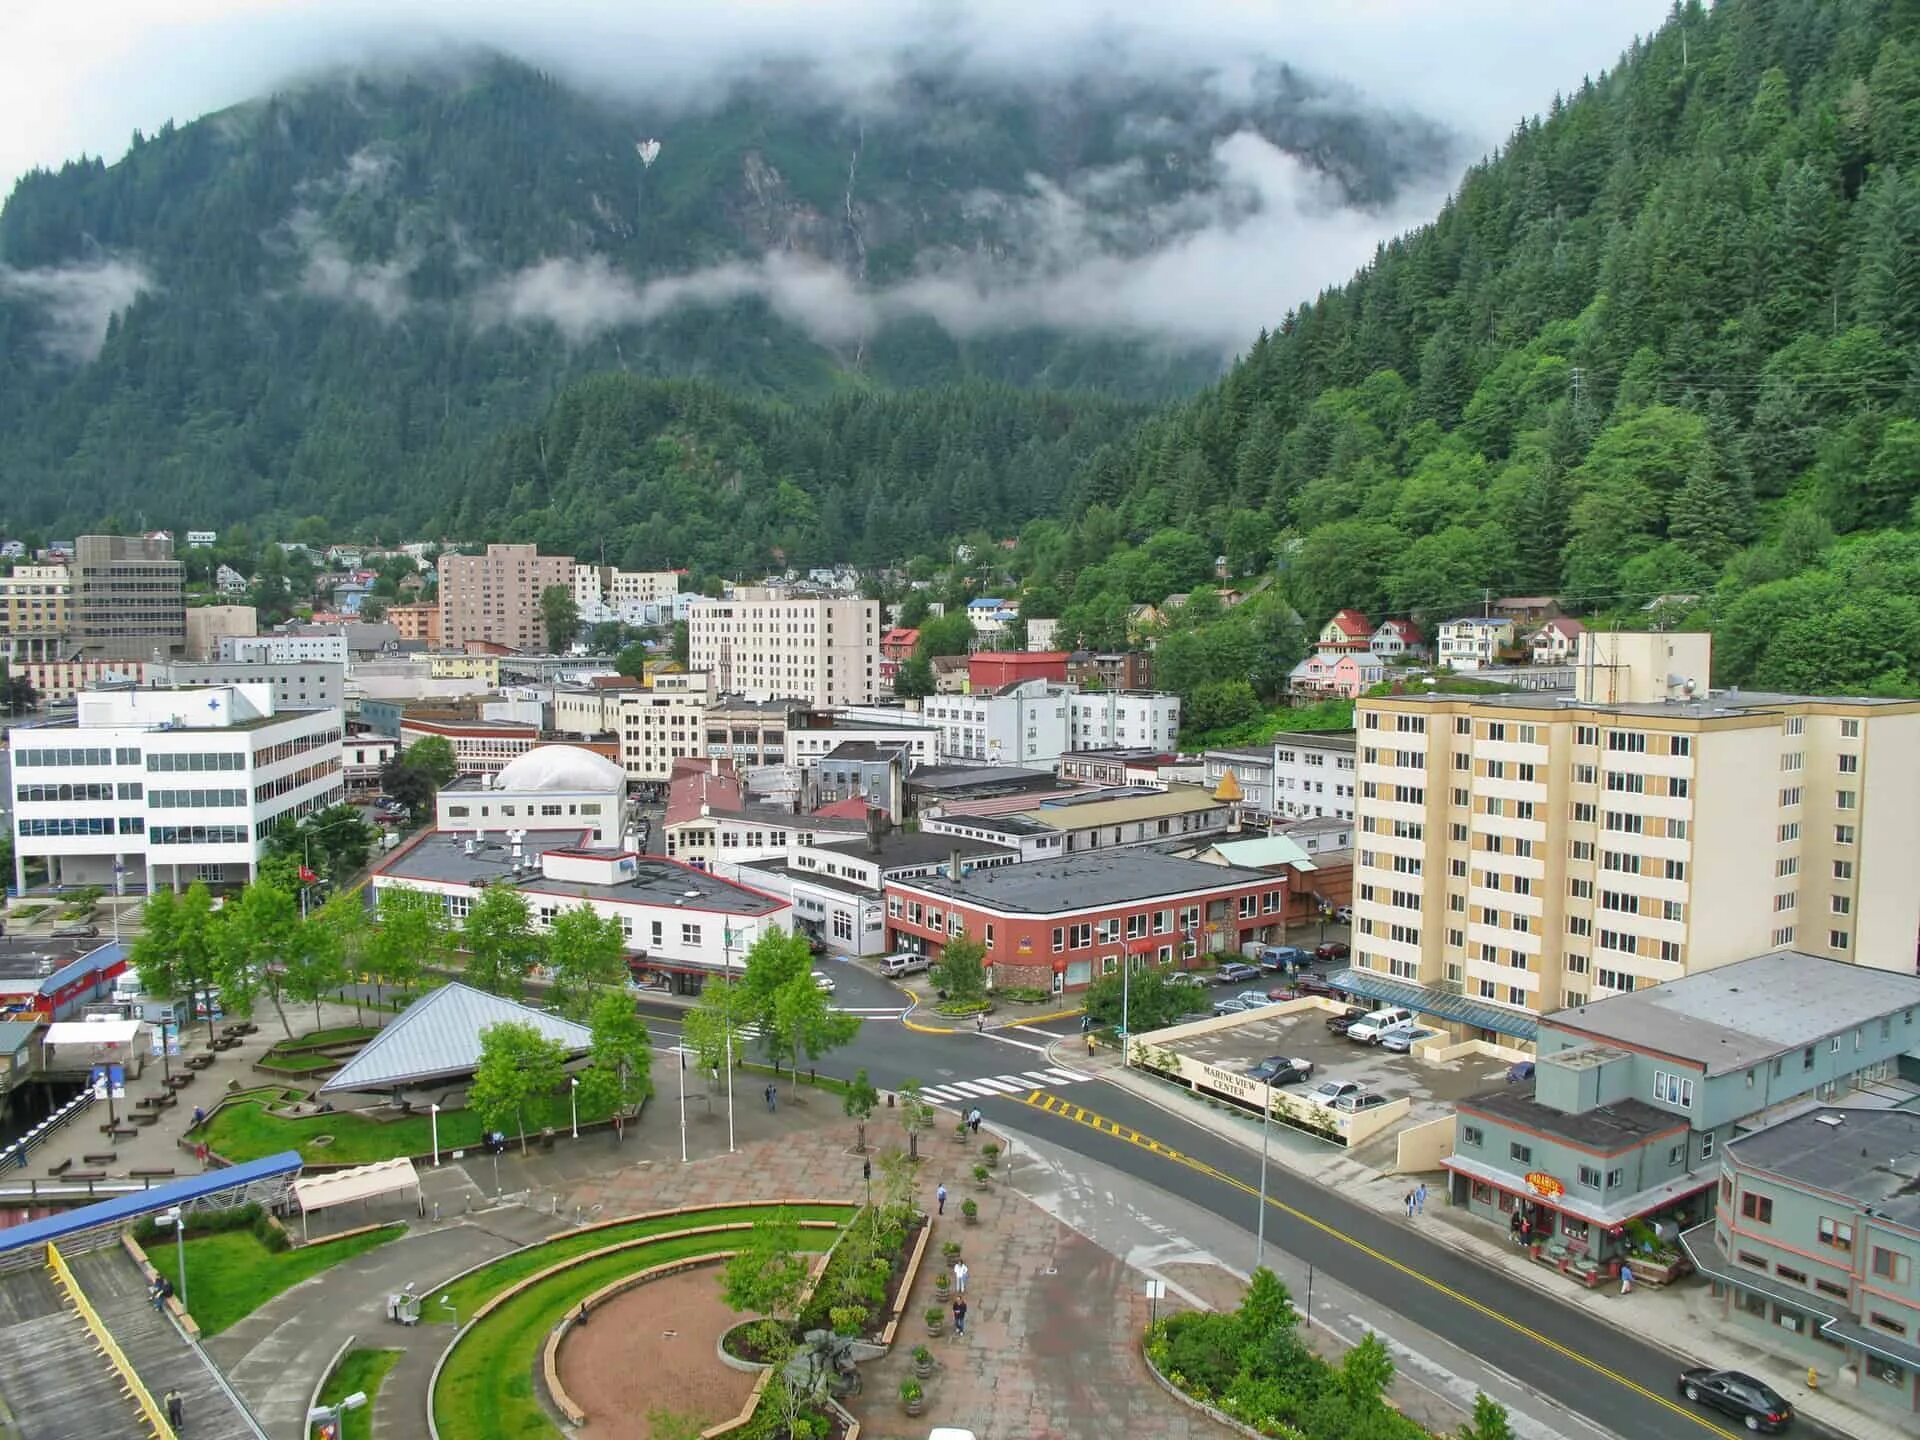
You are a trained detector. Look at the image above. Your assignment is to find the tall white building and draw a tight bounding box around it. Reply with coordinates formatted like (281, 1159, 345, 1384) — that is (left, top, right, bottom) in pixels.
(686, 589, 879, 706)
(921, 682, 1181, 767)
(218, 633, 350, 666)
(10, 685, 345, 895)
(615, 671, 713, 782)
(1066, 690, 1181, 751)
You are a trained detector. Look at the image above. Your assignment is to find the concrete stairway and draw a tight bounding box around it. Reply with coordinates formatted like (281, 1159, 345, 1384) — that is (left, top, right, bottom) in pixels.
(68, 1247, 264, 1440)
(0, 1264, 147, 1439)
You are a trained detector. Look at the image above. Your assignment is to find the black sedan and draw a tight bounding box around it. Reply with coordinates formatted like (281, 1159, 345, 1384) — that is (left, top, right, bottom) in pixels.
(1676, 1368, 1793, 1432)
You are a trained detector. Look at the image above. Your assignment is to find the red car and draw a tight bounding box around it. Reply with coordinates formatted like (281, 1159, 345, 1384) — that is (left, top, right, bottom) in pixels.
(1315, 942, 1351, 962)
(1266, 985, 1298, 1002)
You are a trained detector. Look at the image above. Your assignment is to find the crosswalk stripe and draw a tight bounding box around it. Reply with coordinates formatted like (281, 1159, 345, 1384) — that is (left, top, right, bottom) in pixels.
(974, 1076, 1028, 1093)
(1039, 1067, 1087, 1083)
(1021, 1071, 1063, 1085)
(949, 1080, 1001, 1097)
(920, 1085, 967, 1102)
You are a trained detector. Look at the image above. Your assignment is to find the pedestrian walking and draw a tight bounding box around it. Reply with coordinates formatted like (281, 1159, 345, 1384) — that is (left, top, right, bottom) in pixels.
(936, 1183, 947, 1215)
(975, 1014, 985, 1033)
(1415, 1182, 1428, 1215)
(149, 1279, 166, 1312)
(952, 1260, 969, 1295)
(1509, 1209, 1522, 1245)
(1404, 1190, 1415, 1218)
(164, 1388, 184, 1429)
(1619, 1261, 1634, 1296)
(952, 1296, 968, 1336)
(967, 1107, 982, 1135)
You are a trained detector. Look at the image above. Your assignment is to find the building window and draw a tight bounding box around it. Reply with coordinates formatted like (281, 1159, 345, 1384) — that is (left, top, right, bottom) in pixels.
(1051, 927, 1065, 953)
(1817, 1218, 1853, 1251)
(1829, 929, 1850, 950)
(1869, 1313, 1910, 1338)
(1462, 1125, 1483, 1148)
(1605, 1168, 1624, 1188)
(1774, 1264, 1807, 1286)
(1871, 1247, 1911, 1285)
(1834, 824, 1855, 845)
(1509, 1142, 1532, 1165)
(1741, 1193, 1774, 1224)
(1577, 1164, 1600, 1188)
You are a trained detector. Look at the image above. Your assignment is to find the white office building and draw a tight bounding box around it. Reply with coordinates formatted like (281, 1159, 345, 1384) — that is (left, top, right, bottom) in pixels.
(921, 682, 1181, 766)
(686, 589, 880, 706)
(9, 685, 345, 895)
(218, 633, 350, 666)
(1270, 731, 1357, 820)
(1067, 690, 1181, 751)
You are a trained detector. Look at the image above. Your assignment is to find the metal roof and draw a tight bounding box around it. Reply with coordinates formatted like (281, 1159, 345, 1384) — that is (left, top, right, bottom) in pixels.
(1201, 837, 1316, 871)
(889, 851, 1273, 915)
(1329, 968, 1539, 1042)
(0, 1021, 40, 1055)
(320, 982, 592, 1093)
(0, 1152, 302, 1260)
(1547, 950, 1920, 1075)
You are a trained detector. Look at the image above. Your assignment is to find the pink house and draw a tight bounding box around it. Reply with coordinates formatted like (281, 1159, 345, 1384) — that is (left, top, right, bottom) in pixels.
(1290, 652, 1384, 699)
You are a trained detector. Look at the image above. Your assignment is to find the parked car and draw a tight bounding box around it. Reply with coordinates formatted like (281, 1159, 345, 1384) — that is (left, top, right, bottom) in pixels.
(1675, 1369, 1793, 1432)
(1345, 1007, 1416, 1045)
(1213, 995, 1255, 1016)
(1324, 1006, 1369, 1035)
(1216, 962, 1261, 984)
(1237, 989, 1282, 1008)
(1166, 972, 1208, 989)
(51, 923, 100, 938)
(880, 953, 930, 978)
(1265, 985, 1298, 1002)
(1294, 973, 1342, 1000)
(1329, 1091, 1389, 1114)
(1314, 941, 1351, 963)
(1256, 945, 1310, 972)
(1334, 906, 1352, 923)
(1378, 1029, 1425, 1054)
(810, 970, 836, 994)
(1306, 1079, 1364, 1110)
(1247, 1055, 1315, 1085)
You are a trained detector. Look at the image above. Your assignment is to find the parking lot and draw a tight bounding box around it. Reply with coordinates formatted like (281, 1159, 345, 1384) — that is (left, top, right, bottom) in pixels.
(1156, 1002, 1511, 1142)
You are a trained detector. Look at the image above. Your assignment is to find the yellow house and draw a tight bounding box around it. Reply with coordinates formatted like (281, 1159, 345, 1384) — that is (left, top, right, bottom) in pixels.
(428, 653, 500, 683)
(642, 659, 687, 687)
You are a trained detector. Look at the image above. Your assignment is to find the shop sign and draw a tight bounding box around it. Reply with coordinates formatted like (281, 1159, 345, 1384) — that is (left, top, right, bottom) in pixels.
(1524, 1170, 1565, 1199)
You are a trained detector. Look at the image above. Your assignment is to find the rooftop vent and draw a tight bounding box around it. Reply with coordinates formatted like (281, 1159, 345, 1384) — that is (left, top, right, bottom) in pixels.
(1815, 1113, 1845, 1128)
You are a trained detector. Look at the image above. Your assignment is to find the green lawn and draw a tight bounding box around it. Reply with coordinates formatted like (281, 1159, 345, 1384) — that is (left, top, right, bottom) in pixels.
(198, 1090, 621, 1165)
(435, 1202, 854, 1320)
(273, 1025, 380, 1051)
(146, 1225, 402, 1335)
(432, 1209, 845, 1440)
(314, 1347, 402, 1440)
(257, 1054, 337, 1074)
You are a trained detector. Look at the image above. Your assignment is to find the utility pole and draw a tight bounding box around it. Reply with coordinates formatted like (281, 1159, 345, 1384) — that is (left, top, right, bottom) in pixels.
(1569, 365, 1584, 412)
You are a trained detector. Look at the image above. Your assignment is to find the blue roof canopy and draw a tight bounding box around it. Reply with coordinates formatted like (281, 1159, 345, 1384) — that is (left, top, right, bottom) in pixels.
(0, 1152, 302, 1259)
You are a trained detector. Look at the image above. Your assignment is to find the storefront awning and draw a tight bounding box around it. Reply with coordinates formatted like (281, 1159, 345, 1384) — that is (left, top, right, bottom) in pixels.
(1329, 969, 1538, 1042)
(1444, 1152, 1714, 1228)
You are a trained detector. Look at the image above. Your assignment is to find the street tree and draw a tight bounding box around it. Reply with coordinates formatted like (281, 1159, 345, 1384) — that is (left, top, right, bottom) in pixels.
(146, 883, 224, 1047)
(545, 901, 627, 1018)
(128, 888, 184, 1006)
(540, 584, 580, 652)
(212, 879, 300, 1037)
(461, 885, 542, 998)
(575, 989, 653, 1132)
(681, 977, 749, 1086)
(283, 892, 354, 1029)
(1083, 968, 1193, 1032)
(896, 1078, 932, 1162)
(720, 1206, 810, 1354)
(768, 968, 858, 1078)
(843, 1068, 879, 1153)
(364, 885, 447, 1004)
(1458, 1394, 1517, 1440)
(931, 930, 987, 1002)
(468, 1020, 568, 1155)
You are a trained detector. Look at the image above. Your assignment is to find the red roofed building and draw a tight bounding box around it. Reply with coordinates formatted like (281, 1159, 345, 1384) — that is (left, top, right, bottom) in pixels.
(879, 627, 920, 692)
(1369, 617, 1425, 659)
(1315, 608, 1373, 657)
(1530, 615, 1586, 664)
(968, 650, 1070, 691)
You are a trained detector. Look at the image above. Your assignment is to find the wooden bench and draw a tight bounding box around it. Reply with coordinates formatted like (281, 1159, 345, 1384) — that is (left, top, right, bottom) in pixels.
(153, 1092, 178, 1107)
(130, 1167, 175, 1180)
(46, 1157, 71, 1178)
(184, 1055, 214, 1071)
(65, 1170, 106, 1183)
(129, 1112, 158, 1127)
(167, 1074, 195, 1089)
(83, 1152, 116, 1165)
(110, 1126, 138, 1141)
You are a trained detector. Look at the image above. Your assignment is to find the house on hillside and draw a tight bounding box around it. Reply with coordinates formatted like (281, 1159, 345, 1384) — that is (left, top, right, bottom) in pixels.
(1369, 617, 1424, 660)
(1316, 608, 1372, 654)
(1491, 596, 1560, 623)
(1530, 616, 1586, 664)
(215, 564, 249, 597)
(1436, 616, 1515, 670)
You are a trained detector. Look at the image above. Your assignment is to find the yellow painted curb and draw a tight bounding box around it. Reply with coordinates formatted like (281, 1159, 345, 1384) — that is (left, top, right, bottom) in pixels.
(900, 1015, 953, 1035)
(1007, 1007, 1085, 1027)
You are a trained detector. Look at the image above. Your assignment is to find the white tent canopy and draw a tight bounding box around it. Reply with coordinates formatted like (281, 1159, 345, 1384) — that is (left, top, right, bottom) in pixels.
(290, 1157, 422, 1241)
(44, 1019, 142, 1046)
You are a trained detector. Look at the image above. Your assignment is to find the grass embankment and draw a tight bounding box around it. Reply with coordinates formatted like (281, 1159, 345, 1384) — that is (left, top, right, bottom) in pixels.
(145, 1226, 401, 1335)
(278, 1025, 381, 1050)
(198, 1089, 620, 1165)
(432, 1204, 851, 1440)
(313, 1347, 402, 1440)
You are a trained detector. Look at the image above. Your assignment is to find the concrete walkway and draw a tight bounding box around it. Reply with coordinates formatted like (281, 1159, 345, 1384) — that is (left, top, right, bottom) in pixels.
(1064, 1039, 1914, 1440)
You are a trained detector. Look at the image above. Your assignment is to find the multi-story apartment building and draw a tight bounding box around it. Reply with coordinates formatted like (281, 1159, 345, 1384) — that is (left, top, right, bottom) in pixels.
(1069, 651, 1151, 692)
(686, 589, 879, 706)
(9, 684, 344, 894)
(73, 534, 185, 659)
(1348, 633, 1920, 1042)
(1272, 731, 1357, 821)
(571, 564, 682, 609)
(702, 697, 793, 768)
(398, 715, 540, 776)
(0, 564, 71, 663)
(614, 670, 712, 783)
(1442, 952, 1920, 1304)
(386, 601, 442, 647)
(786, 711, 943, 768)
(1687, 1106, 1920, 1414)
(439, 544, 574, 653)
(922, 680, 1071, 766)
(1435, 616, 1515, 670)
(1068, 689, 1181, 752)
(1203, 747, 1275, 818)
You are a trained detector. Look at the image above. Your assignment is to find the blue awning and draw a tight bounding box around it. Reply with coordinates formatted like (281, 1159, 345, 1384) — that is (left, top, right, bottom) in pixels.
(0, 1152, 302, 1260)
(1327, 968, 1538, 1042)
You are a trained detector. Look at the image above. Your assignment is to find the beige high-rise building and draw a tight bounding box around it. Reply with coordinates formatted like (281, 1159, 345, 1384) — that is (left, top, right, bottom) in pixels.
(438, 544, 573, 653)
(1349, 632, 1920, 1037)
(73, 534, 185, 659)
(0, 564, 72, 662)
(687, 589, 879, 706)
(615, 671, 713, 782)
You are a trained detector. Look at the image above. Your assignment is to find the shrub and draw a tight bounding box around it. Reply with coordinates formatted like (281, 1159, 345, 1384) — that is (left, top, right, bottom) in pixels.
(900, 1378, 923, 1404)
(932, 997, 991, 1017)
(133, 1202, 286, 1252)
(828, 1304, 869, 1337)
(995, 986, 1052, 1004)
(972, 1164, 989, 1184)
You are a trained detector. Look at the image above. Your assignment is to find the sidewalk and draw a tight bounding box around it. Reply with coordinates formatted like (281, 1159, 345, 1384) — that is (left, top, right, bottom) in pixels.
(1062, 1039, 1911, 1440)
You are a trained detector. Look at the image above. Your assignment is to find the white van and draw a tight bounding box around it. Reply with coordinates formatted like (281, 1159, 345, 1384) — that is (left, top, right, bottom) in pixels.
(879, 953, 930, 978)
(1344, 1006, 1415, 1045)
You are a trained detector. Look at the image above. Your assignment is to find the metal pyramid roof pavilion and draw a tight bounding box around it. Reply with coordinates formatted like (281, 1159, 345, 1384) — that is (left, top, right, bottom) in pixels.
(320, 981, 593, 1093)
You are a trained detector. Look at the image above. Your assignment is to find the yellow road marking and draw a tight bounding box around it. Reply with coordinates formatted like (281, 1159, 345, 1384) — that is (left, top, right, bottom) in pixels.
(1021, 1092, 1739, 1439)
(1005, 1007, 1085, 1027)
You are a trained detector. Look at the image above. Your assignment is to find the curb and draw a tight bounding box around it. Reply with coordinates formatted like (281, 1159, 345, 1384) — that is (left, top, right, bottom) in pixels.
(305, 1332, 357, 1437)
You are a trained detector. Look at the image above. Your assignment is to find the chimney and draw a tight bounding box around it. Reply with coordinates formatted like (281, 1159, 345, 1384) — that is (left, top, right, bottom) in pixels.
(866, 805, 888, 856)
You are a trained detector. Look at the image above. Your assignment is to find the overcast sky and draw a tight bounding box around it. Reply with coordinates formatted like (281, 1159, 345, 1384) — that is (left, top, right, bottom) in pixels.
(3, 1, 1674, 196)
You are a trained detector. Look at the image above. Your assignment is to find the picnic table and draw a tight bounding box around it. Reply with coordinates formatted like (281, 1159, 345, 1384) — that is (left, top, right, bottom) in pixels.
(184, 1054, 214, 1070)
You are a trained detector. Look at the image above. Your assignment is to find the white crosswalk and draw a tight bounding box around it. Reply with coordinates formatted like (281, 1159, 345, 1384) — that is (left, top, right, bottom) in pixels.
(919, 1068, 1090, 1103)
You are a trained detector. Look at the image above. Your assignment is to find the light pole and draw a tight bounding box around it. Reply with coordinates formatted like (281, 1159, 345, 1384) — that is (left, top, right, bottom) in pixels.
(569, 1076, 579, 1140)
(160, 1207, 187, 1311)
(1255, 1079, 1273, 1270)
(1114, 950, 1132, 1068)
(306, 1391, 367, 1440)
(678, 1046, 688, 1164)
(430, 1103, 440, 1167)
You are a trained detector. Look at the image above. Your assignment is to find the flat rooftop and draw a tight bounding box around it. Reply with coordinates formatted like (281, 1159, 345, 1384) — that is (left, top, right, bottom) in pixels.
(1458, 1085, 1686, 1152)
(1729, 1108, 1920, 1230)
(829, 831, 1012, 868)
(1548, 950, 1920, 1075)
(906, 765, 1057, 791)
(378, 830, 784, 916)
(889, 850, 1272, 914)
(1029, 786, 1226, 830)
(928, 813, 1055, 837)
(820, 741, 911, 762)
(1372, 688, 1918, 719)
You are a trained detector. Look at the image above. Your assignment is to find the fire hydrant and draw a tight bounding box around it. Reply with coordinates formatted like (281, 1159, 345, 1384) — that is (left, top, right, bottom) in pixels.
(1805, 1366, 1819, 1390)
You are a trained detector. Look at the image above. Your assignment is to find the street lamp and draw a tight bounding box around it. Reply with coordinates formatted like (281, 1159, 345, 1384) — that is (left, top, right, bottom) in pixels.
(159, 1207, 187, 1312)
(307, 1392, 367, 1440)
(1255, 1079, 1273, 1270)
(1112, 950, 1133, 1068)
(569, 1076, 579, 1140)
(429, 1103, 440, 1167)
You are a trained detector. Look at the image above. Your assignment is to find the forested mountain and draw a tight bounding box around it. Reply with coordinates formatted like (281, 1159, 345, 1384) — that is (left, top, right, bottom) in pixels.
(1028, 0, 1920, 693)
(0, 51, 1454, 535)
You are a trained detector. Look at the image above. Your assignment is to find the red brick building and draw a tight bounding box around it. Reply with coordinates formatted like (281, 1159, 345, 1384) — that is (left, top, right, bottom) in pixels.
(968, 650, 1070, 691)
(884, 851, 1288, 994)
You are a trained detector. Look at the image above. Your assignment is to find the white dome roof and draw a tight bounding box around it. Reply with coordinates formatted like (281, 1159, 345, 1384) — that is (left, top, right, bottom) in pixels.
(495, 745, 625, 794)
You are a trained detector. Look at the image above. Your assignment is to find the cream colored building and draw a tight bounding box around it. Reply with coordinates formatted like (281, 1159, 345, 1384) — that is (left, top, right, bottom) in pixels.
(439, 544, 573, 652)
(1349, 632, 1920, 1041)
(0, 564, 71, 662)
(571, 564, 681, 608)
(687, 590, 879, 706)
(184, 604, 258, 661)
(428, 653, 500, 683)
(615, 670, 713, 782)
